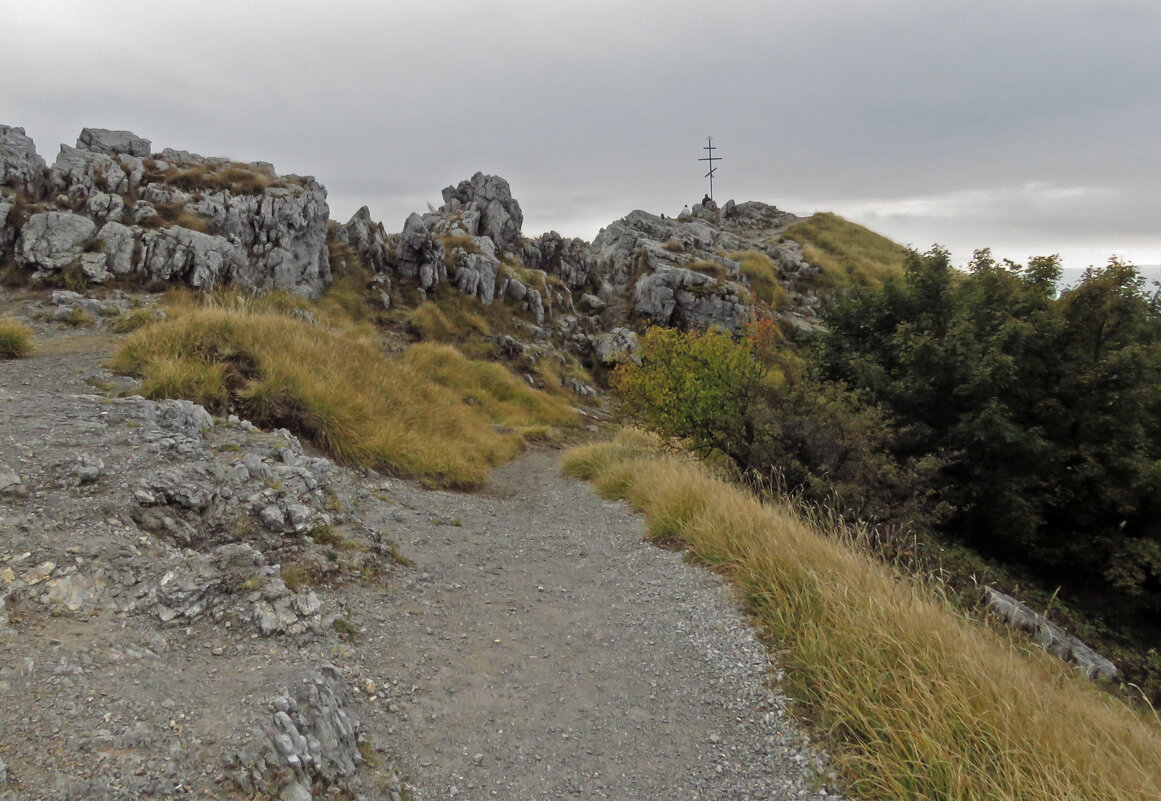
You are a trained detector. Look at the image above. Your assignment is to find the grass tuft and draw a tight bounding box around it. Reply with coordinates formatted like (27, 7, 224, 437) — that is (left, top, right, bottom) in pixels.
(109, 305, 578, 488)
(0, 317, 35, 358)
(563, 429, 1161, 801)
(727, 250, 789, 308)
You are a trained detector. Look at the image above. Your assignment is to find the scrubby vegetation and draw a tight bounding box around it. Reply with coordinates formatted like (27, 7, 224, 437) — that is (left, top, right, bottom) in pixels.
(781, 212, 909, 289)
(611, 245, 1161, 704)
(109, 294, 579, 488)
(564, 431, 1161, 801)
(0, 316, 34, 358)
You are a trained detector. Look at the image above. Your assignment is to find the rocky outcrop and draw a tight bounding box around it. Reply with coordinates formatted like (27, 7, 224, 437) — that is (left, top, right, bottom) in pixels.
(76, 127, 152, 157)
(335, 206, 393, 273)
(523, 230, 592, 290)
(230, 664, 367, 801)
(632, 265, 750, 334)
(0, 125, 46, 196)
(138, 225, 248, 288)
(440, 172, 523, 254)
(394, 211, 446, 291)
(1, 124, 331, 297)
(15, 211, 98, 276)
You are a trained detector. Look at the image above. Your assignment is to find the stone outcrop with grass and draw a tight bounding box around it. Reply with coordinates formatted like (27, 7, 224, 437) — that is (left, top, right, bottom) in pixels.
(1, 126, 331, 297)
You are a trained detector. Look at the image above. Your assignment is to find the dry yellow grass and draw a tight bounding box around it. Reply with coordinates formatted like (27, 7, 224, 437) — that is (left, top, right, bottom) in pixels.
(0, 316, 34, 358)
(781, 212, 909, 290)
(563, 430, 1161, 801)
(726, 249, 789, 308)
(109, 305, 579, 488)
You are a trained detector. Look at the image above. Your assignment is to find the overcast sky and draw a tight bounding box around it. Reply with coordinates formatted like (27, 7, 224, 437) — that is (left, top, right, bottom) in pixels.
(4, 0, 1159, 270)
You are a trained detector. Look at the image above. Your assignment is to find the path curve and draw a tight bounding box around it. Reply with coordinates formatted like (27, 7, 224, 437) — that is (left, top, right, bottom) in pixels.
(360, 449, 839, 799)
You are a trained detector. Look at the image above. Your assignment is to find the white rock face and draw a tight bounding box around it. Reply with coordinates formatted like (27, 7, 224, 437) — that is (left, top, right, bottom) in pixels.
(631, 264, 749, 333)
(140, 226, 248, 288)
(51, 144, 140, 196)
(1, 124, 333, 298)
(76, 127, 152, 157)
(0, 125, 46, 196)
(440, 172, 524, 253)
(15, 211, 98, 273)
(187, 181, 332, 297)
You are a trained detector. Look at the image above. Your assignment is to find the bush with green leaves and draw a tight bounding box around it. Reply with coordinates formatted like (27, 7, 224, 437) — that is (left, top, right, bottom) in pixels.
(813, 248, 1161, 611)
(611, 326, 940, 530)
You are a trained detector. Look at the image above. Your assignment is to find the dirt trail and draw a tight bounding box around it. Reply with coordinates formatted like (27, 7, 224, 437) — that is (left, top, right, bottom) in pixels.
(358, 450, 837, 799)
(0, 294, 839, 800)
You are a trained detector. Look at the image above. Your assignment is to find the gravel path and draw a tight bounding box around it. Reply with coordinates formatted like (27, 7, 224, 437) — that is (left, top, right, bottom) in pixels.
(360, 450, 839, 800)
(0, 290, 842, 800)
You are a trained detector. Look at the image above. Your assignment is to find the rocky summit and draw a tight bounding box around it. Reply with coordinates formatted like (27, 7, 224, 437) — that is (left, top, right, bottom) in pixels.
(2, 125, 831, 368)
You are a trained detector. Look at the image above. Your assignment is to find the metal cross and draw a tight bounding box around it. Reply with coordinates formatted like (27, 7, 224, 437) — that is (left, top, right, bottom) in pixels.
(698, 136, 721, 201)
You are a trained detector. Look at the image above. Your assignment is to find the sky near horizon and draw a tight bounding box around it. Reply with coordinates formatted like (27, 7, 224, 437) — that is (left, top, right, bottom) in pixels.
(3, 0, 1158, 271)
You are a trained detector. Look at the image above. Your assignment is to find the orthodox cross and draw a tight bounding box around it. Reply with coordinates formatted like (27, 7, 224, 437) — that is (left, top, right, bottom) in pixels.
(698, 136, 721, 201)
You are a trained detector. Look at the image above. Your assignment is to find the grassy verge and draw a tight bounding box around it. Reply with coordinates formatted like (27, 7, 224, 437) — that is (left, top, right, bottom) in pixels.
(0, 317, 34, 358)
(109, 304, 579, 488)
(563, 430, 1161, 801)
(781, 212, 909, 289)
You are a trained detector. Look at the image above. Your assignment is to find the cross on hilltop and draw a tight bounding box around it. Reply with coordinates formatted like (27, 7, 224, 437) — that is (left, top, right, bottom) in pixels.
(698, 136, 721, 201)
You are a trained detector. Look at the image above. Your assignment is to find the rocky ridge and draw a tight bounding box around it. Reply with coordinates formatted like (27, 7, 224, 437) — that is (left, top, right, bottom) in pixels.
(2, 126, 330, 299)
(4, 125, 825, 374)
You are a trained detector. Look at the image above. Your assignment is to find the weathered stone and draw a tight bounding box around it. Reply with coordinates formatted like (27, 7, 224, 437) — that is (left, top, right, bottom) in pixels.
(0, 125, 46, 196)
(97, 221, 138, 275)
(188, 179, 332, 297)
(15, 211, 97, 273)
(592, 327, 639, 365)
(87, 191, 124, 223)
(336, 206, 392, 273)
(235, 664, 361, 798)
(140, 226, 247, 289)
(632, 265, 749, 333)
(51, 144, 131, 196)
(440, 172, 523, 253)
(72, 454, 105, 485)
(452, 251, 500, 304)
(523, 231, 591, 289)
(984, 587, 1118, 680)
(76, 127, 152, 157)
(0, 465, 23, 496)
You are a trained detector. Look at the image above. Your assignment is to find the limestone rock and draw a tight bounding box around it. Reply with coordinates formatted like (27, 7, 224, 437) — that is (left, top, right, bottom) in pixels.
(984, 587, 1118, 680)
(592, 327, 639, 365)
(50, 144, 137, 196)
(0, 465, 23, 496)
(632, 265, 749, 333)
(335, 206, 392, 273)
(231, 664, 361, 798)
(440, 172, 523, 253)
(187, 179, 332, 297)
(523, 231, 591, 290)
(452, 250, 501, 304)
(0, 125, 47, 196)
(96, 221, 137, 275)
(76, 127, 152, 157)
(140, 226, 247, 289)
(87, 191, 124, 223)
(395, 211, 446, 289)
(15, 211, 97, 273)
